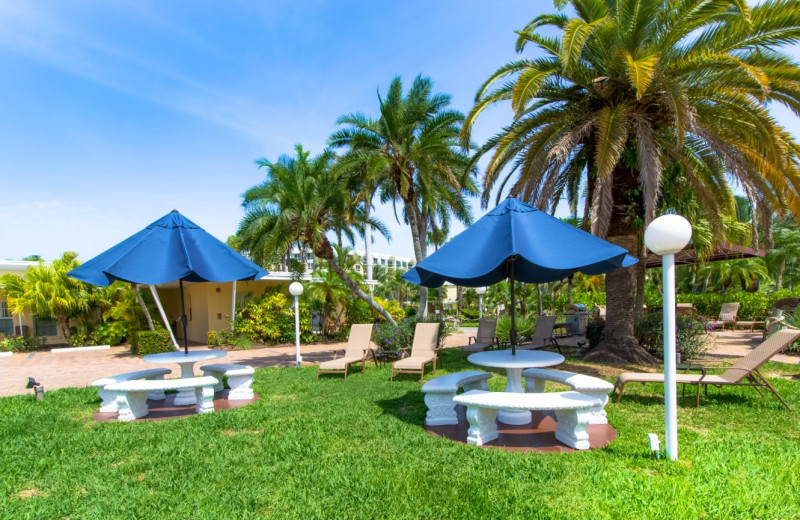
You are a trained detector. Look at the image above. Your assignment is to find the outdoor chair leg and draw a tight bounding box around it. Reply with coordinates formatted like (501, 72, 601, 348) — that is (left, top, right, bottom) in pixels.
(695, 383, 701, 407)
(757, 373, 793, 411)
(615, 382, 626, 402)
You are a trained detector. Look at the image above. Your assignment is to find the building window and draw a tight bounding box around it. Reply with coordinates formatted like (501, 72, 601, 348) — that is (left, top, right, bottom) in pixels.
(35, 318, 58, 337)
(0, 302, 13, 336)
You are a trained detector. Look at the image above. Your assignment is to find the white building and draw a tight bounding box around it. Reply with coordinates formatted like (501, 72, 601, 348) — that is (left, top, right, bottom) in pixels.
(288, 247, 415, 275)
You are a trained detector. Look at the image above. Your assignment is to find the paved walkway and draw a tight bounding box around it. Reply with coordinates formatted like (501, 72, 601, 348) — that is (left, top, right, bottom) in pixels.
(0, 331, 473, 397)
(1, 328, 797, 398)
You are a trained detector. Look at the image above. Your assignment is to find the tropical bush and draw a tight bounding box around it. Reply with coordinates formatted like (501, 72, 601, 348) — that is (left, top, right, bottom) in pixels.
(233, 289, 314, 345)
(634, 313, 710, 360)
(643, 291, 800, 321)
(135, 329, 173, 356)
(207, 329, 235, 347)
(67, 331, 99, 347)
(372, 315, 448, 353)
(0, 335, 46, 352)
(460, 308, 478, 320)
(95, 321, 127, 346)
(495, 315, 536, 343)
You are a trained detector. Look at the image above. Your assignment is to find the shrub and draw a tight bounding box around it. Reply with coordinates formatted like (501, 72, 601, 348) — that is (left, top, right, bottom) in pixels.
(495, 315, 536, 343)
(372, 315, 448, 352)
(345, 298, 373, 328)
(585, 319, 605, 349)
(135, 329, 174, 356)
(234, 289, 314, 345)
(404, 307, 417, 318)
(647, 291, 776, 321)
(95, 321, 127, 346)
(372, 297, 405, 322)
(67, 331, 98, 347)
(207, 329, 235, 347)
(0, 335, 46, 352)
(460, 308, 479, 320)
(634, 312, 710, 360)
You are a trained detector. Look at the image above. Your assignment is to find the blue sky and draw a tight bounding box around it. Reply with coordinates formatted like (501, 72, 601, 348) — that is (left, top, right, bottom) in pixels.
(1, 1, 798, 263)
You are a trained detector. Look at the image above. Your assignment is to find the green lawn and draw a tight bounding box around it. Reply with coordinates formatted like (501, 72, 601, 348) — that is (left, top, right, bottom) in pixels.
(2, 351, 800, 519)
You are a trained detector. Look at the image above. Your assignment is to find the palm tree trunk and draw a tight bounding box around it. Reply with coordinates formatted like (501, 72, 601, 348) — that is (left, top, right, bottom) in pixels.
(132, 283, 155, 331)
(327, 258, 396, 325)
(405, 200, 428, 317)
(776, 258, 785, 290)
(585, 166, 657, 365)
(634, 242, 646, 318)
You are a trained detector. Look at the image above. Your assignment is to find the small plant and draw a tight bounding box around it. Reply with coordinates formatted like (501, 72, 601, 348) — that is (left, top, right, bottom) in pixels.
(585, 319, 605, 350)
(0, 335, 46, 352)
(95, 321, 128, 346)
(67, 331, 99, 347)
(135, 329, 173, 356)
(634, 312, 710, 360)
(207, 329, 235, 347)
(495, 315, 536, 343)
(372, 315, 448, 353)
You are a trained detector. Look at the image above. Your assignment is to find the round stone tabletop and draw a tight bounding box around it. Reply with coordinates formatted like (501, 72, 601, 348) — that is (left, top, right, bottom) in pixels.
(467, 349, 565, 369)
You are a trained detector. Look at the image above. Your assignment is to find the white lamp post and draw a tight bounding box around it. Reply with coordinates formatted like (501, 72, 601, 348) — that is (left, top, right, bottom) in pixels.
(289, 282, 304, 368)
(644, 214, 692, 461)
(476, 287, 487, 319)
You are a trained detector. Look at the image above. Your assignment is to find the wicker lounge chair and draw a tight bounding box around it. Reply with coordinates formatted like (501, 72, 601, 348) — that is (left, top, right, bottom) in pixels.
(613, 329, 800, 409)
(461, 318, 497, 356)
(390, 322, 440, 382)
(316, 323, 373, 380)
(710, 302, 740, 331)
(518, 315, 561, 354)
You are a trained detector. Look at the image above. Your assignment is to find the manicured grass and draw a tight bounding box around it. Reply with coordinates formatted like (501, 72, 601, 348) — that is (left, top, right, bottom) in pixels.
(2, 351, 800, 519)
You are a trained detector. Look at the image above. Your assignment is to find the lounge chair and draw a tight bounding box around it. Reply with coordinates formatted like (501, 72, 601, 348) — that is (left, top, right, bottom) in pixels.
(390, 322, 440, 382)
(518, 315, 561, 354)
(316, 323, 373, 380)
(613, 329, 800, 409)
(710, 302, 740, 331)
(461, 318, 497, 356)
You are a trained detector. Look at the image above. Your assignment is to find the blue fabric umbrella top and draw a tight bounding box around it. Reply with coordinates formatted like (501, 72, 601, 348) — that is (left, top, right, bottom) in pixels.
(68, 210, 267, 286)
(403, 198, 637, 288)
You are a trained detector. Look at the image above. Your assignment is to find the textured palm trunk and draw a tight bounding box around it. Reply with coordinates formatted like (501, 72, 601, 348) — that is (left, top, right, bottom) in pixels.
(405, 201, 428, 317)
(776, 258, 785, 290)
(585, 166, 657, 365)
(315, 237, 396, 326)
(634, 242, 646, 317)
(132, 283, 155, 331)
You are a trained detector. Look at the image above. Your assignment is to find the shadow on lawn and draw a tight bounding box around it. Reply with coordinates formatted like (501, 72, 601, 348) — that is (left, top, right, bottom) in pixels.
(375, 390, 426, 427)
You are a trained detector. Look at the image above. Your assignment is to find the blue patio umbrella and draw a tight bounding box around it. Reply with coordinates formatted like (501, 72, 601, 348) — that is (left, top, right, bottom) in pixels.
(402, 198, 637, 354)
(68, 210, 267, 354)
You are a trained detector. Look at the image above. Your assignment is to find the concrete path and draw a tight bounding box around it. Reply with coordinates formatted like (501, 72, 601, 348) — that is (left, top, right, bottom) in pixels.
(0, 331, 473, 397)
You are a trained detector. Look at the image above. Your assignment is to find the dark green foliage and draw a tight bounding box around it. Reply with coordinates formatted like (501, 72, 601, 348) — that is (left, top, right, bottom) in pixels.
(135, 329, 173, 356)
(586, 319, 605, 349)
(344, 298, 373, 328)
(634, 313, 710, 360)
(495, 315, 536, 343)
(645, 290, 800, 321)
(233, 289, 314, 345)
(460, 308, 478, 320)
(373, 315, 449, 352)
(95, 321, 127, 346)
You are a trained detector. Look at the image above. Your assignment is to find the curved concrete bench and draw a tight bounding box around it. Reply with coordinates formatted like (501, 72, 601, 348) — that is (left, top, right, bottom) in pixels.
(200, 363, 255, 400)
(106, 376, 218, 422)
(453, 390, 600, 450)
(522, 368, 614, 425)
(421, 371, 492, 426)
(92, 368, 173, 412)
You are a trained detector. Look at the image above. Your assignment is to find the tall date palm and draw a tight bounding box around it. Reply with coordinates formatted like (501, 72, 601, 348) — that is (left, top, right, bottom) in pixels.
(330, 75, 477, 316)
(465, 0, 800, 363)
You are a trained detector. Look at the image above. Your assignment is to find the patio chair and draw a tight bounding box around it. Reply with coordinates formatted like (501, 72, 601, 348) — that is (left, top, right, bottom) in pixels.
(390, 322, 440, 382)
(613, 329, 800, 410)
(518, 314, 562, 354)
(461, 318, 497, 356)
(316, 323, 373, 380)
(710, 302, 740, 331)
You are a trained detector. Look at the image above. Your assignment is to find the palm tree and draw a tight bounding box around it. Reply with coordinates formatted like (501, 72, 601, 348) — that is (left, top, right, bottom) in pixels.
(1, 252, 94, 339)
(329, 74, 477, 317)
(464, 0, 800, 363)
(766, 217, 800, 290)
(237, 145, 396, 325)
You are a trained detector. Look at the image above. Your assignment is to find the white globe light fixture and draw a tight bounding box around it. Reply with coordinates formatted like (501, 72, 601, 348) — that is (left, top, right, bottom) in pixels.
(289, 282, 304, 367)
(475, 286, 487, 319)
(644, 214, 692, 461)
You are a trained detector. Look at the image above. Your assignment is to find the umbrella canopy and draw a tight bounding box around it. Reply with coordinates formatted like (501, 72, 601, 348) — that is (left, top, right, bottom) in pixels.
(402, 198, 637, 353)
(68, 210, 267, 354)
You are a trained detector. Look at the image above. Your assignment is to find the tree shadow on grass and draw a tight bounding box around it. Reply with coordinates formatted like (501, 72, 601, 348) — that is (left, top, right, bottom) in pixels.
(374, 390, 426, 427)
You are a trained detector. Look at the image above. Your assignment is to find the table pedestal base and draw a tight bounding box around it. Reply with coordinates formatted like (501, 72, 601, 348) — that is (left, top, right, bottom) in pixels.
(174, 363, 198, 406)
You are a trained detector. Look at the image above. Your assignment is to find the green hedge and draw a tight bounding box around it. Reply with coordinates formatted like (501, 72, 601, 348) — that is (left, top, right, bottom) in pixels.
(234, 288, 314, 345)
(135, 329, 173, 356)
(645, 289, 800, 320)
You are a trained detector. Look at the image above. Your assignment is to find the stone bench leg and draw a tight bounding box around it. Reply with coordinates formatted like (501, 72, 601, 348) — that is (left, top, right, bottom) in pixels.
(146, 374, 167, 401)
(227, 374, 254, 400)
(195, 385, 216, 414)
(582, 391, 609, 425)
(202, 370, 225, 393)
(116, 391, 149, 422)
(424, 391, 458, 426)
(465, 406, 499, 446)
(98, 388, 118, 413)
(524, 377, 546, 393)
(554, 408, 592, 450)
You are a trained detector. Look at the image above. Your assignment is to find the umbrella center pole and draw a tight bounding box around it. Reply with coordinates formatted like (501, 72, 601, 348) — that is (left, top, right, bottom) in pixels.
(179, 280, 189, 355)
(508, 256, 518, 355)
